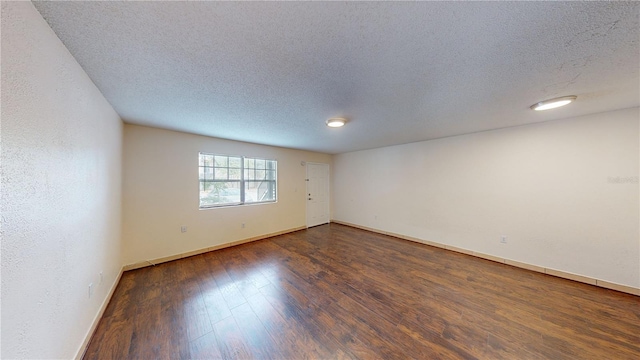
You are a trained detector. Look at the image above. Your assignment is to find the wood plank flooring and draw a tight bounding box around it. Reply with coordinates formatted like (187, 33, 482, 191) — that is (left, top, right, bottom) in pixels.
(85, 223, 640, 359)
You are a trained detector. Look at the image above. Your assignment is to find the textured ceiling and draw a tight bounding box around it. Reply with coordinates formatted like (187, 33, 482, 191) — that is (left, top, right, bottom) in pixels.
(33, 1, 639, 154)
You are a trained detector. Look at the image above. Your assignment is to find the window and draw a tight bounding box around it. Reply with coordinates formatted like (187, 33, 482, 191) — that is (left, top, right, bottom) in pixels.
(199, 153, 277, 208)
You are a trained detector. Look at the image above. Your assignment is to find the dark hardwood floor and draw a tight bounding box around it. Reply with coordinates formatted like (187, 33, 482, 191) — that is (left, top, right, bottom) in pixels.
(85, 223, 640, 359)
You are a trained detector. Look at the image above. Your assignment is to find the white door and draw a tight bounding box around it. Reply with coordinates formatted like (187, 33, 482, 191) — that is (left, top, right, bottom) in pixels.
(306, 163, 330, 228)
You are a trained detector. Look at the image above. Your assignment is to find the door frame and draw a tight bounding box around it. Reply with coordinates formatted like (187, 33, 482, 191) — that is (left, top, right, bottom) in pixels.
(305, 162, 330, 228)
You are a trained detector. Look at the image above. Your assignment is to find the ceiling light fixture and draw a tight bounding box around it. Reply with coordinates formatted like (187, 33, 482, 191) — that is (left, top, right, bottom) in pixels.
(530, 95, 577, 111)
(326, 117, 347, 128)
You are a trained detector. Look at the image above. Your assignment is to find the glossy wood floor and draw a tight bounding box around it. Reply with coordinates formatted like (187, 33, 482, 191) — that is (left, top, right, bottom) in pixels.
(85, 224, 640, 359)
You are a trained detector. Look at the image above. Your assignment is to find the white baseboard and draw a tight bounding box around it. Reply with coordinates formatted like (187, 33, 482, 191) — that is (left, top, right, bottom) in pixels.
(123, 226, 306, 271)
(74, 266, 125, 360)
(330, 220, 640, 296)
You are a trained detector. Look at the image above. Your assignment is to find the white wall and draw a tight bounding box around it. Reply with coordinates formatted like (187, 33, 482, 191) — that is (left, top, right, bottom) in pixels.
(122, 124, 332, 266)
(333, 108, 640, 288)
(1, 2, 123, 358)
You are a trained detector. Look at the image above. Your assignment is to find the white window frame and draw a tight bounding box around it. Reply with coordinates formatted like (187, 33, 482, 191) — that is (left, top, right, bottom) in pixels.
(199, 152, 277, 209)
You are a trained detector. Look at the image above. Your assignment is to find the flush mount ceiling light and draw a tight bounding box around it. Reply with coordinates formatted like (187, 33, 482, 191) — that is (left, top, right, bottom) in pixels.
(530, 95, 577, 111)
(326, 117, 347, 127)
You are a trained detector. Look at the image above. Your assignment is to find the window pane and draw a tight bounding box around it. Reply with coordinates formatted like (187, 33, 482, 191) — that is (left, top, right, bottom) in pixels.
(229, 157, 242, 168)
(199, 167, 204, 180)
(203, 181, 212, 192)
(229, 168, 241, 180)
(215, 168, 228, 180)
(263, 181, 276, 201)
(199, 181, 241, 206)
(199, 154, 205, 166)
(244, 181, 259, 203)
(255, 169, 265, 180)
(205, 167, 213, 180)
(245, 180, 276, 203)
(215, 155, 228, 167)
(255, 159, 265, 169)
(245, 158, 254, 168)
(203, 155, 213, 167)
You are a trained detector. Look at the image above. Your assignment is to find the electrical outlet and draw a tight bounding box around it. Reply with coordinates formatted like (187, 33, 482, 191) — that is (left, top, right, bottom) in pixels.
(181, 226, 187, 233)
(241, 223, 245, 229)
(89, 283, 94, 298)
(500, 236, 507, 244)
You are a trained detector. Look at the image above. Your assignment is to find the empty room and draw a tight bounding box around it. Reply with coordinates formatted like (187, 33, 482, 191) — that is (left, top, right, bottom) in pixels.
(2, 1, 639, 359)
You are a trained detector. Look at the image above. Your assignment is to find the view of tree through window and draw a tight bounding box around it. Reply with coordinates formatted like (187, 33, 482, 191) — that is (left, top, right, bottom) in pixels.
(199, 153, 277, 207)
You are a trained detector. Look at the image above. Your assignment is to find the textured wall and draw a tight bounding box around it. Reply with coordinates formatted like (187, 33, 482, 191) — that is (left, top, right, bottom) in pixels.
(333, 108, 640, 288)
(1, 2, 123, 358)
(122, 124, 331, 266)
